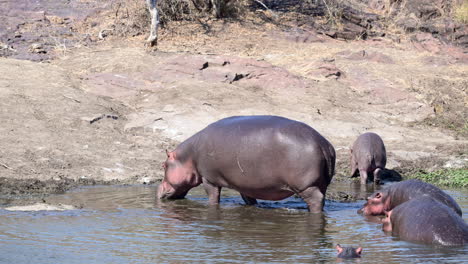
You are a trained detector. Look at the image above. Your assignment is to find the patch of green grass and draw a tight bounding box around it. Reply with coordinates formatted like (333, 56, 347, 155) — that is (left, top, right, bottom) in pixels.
(406, 168, 468, 188)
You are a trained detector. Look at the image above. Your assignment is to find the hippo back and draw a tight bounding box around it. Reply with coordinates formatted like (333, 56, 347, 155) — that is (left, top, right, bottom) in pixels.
(352, 132, 386, 169)
(387, 179, 463, 216)
(391, 196, 468, 246)
(192, 115, 336, 190)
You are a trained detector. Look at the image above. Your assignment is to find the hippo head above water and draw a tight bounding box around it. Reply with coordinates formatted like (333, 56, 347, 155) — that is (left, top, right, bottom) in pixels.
(336, 244, 362, 258)
(358, 179, 463, 216)
(358, 190, 391, 215)
(157, 150, 202, 200)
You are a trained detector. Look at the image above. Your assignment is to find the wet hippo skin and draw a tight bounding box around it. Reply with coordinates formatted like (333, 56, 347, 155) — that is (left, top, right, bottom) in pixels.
(350, 132, 386, 184)
(157, 115, 336, 213)
(382, 196, 468, 246)
(359, 179, 462, 216)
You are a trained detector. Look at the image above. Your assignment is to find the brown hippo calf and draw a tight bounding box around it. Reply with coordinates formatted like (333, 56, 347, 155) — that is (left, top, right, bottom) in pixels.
(359, 179, 462, 216)
(382, 196, 468, 246)
(350, 132, 386, 184)
(157, 115, 336, 213)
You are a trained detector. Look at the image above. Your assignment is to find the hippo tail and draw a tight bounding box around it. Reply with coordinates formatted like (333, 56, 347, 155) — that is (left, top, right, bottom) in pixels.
(323, 143, 336, 185)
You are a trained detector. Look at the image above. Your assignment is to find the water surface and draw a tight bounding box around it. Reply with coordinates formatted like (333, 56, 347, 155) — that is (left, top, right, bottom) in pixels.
(0, 182, 467, 263)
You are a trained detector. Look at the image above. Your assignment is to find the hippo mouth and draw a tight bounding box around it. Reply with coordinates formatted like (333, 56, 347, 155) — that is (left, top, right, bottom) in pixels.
(158, 190, 175, 200)
(158, 189, 189, 200)
(357, 202, 368, 214)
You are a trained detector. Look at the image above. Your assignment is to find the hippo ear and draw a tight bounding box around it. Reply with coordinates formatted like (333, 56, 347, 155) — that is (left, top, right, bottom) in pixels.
(167, 151, 177, 161)
(336, 244, 343, 253)
(356, 247, 362, 255)
(385, 210, 392, 218)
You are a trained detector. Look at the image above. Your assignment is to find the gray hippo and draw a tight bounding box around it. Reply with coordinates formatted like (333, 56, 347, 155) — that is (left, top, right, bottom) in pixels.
(157, 115, 336, 213)
(359, 179, 462, 216)
(350, 132, 386, 184)
(336, 244, 362, 258)
(382, 196, 468, 246)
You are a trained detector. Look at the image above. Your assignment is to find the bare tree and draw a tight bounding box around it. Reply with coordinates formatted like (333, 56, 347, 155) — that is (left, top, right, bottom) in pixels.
(146, 0, 159, 47)
(211, 0, 222, 18)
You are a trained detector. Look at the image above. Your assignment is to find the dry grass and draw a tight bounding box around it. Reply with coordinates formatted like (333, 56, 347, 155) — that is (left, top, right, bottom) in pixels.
(105, 0, 249, 40)
(155, 0, 249, 23)
(454, 0, 468, 23)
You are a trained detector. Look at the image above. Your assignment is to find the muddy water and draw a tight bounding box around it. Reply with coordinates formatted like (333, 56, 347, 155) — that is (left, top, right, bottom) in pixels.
(0, 183, 467, 264)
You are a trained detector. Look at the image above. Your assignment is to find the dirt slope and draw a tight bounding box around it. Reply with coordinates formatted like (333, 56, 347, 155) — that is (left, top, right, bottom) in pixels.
(0, 0, 466, 196)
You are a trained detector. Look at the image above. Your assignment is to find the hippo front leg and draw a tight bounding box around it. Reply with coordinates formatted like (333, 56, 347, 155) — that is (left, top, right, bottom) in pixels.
(298, 186, 324, 213)
(241, 194, 258, 205)
(202, 178, 221, 205)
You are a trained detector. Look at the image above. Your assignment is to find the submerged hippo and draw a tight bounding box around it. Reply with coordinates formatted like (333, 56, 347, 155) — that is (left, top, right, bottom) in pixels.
(382, 196, 468, 246)
(157, 115, 336, 213)
(336, 244, 362, 258)
(350, 132, 386, 184)
(359, 179, 462, 216)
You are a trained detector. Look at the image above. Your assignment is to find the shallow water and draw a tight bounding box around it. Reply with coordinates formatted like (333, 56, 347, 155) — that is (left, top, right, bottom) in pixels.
(0, 182, 467, 264)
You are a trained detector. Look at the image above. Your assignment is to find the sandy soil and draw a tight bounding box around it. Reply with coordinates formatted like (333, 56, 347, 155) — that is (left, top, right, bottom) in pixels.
(0, 0, 466, 199)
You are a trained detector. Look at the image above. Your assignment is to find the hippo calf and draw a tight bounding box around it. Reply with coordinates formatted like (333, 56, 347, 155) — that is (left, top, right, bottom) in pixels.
(382, 196, 468, 246)
(350, 132, 386, 184)
(336, 244, 362, 258)
(157, 115, 336, 213)
(359, 179, 462, 216)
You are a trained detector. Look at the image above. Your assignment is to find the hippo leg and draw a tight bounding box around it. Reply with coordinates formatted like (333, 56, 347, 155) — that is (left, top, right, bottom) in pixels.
(298, 186, 324, 213)
(359, 169, 368, 184)
(241, 194, 258, 205)
(373, 168, 382, 185)
(202, 178, 221, 204)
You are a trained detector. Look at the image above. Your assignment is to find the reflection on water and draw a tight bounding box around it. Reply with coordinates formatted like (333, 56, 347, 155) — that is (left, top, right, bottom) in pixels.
(0, 182, 467, 264)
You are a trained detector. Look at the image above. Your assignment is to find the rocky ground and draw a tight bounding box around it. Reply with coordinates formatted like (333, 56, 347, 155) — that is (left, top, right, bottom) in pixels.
(0, 0, 466, 201)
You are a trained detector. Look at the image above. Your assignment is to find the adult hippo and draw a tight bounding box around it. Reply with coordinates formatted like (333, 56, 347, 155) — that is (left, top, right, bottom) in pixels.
(359, 179, 462, 216)
(350, 132, 386, 184)
(382, 196, 468, 246)
(157, 115, 336, 213)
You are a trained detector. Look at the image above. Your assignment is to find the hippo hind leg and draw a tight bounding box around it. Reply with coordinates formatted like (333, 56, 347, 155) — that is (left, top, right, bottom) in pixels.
(298, 186, 324, 213)
(241, 194, 257, 205)
(373, 168, 382, 185)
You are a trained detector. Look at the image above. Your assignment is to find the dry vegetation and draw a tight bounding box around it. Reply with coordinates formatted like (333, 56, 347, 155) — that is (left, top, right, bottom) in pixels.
(454, 0, 468, 23)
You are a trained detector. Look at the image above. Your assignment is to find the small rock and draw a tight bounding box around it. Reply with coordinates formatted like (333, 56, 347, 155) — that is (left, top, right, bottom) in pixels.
(162, 105, 175, 113)
(5, 203, 76, 211)
(141, 177, 152, 184)
(46, 15, 65, 24)
(29, 43, 46, 54)
(309, 63, 345, 80)
(98, 29, 113, 39)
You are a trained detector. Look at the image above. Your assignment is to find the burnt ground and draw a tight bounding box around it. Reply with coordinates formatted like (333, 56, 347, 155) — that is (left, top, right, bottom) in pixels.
(0, 0, 467, 201)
